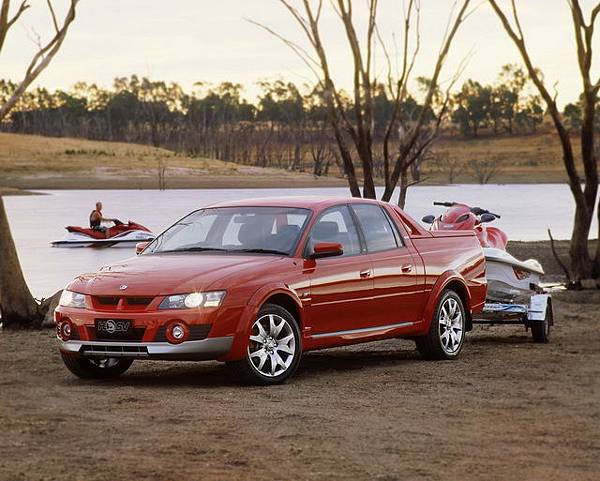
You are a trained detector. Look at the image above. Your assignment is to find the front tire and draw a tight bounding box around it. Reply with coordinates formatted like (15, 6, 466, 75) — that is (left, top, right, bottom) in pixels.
(60, 352, 133, 379)
(228, 304, 302, 385)
(416, 290, 466, 360)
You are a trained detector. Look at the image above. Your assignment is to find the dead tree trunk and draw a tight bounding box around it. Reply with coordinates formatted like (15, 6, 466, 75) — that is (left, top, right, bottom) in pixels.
(0, 1, 78, 326)
(397, 168, 409, 209)
(489, 0, 600, 281)
(0, 197, 50, 328)
(595, 199, 600, 278)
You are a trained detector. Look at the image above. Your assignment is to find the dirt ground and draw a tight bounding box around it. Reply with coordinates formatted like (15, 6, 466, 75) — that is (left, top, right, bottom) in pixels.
(0, 285, 599, 481)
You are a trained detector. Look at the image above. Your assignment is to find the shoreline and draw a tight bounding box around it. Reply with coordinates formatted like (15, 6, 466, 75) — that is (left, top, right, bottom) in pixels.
(1, 176, 571, 195)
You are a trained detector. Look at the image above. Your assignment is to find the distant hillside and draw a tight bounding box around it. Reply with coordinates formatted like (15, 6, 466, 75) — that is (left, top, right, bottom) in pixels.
(0, 131, 574, 192)
(428, 131, 574, 184)
(0, 133, 347, 190)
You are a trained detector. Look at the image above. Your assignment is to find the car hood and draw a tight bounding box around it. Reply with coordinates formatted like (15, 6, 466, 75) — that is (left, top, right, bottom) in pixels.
(67, 253, 283, 296)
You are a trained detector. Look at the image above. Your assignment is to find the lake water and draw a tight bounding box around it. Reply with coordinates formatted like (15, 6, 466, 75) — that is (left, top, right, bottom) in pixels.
(3, 184, 598, 298)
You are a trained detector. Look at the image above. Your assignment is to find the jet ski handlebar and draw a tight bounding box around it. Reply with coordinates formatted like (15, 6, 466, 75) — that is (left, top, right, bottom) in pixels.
(433, 201, 501, 219)
(471, 207, 501, 219)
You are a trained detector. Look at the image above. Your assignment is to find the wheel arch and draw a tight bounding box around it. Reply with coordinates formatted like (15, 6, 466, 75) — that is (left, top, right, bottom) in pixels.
(222, 285, 304, 362)
(263, 292, 303, 328)
(444, 279, 473, 332)
(423, 272, 473, 332)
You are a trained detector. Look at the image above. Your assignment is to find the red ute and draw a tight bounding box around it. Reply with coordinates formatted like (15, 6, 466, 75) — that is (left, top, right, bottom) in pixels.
(55, 197, 487, 385)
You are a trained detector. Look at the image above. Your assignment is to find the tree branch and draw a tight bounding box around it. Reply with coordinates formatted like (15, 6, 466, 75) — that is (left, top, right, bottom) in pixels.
(0, 0, 79, 121)
(383, 0, 471, 201)
(246, 18, 322, 81)
(0, 1, 30, 52)
(46, 0, 59, 34)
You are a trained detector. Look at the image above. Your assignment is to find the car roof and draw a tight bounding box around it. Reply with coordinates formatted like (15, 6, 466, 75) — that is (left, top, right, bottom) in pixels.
(207, 196, 385, 210)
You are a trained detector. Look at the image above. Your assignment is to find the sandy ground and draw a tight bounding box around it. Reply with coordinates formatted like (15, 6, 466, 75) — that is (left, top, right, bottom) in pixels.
(0, 285, 598, 481)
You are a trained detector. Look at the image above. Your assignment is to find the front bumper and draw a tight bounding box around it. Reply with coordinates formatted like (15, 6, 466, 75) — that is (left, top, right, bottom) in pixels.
(59, 336, 234, 361)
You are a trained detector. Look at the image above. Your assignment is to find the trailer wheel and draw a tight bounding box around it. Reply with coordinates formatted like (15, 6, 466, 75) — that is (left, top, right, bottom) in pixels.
(531, 302, 552, 343)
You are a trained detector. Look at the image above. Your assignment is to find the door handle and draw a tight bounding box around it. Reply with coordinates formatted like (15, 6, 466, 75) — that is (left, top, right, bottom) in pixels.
(401, 264, 413, 273)
(359, 269, 372, 278)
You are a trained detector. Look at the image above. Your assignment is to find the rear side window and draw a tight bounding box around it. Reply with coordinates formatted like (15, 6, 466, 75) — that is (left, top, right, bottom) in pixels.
(351, 204, 400, 252)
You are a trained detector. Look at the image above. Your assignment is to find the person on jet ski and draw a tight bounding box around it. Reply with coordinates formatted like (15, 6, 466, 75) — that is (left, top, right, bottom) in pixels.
(90, 202, 119, 237)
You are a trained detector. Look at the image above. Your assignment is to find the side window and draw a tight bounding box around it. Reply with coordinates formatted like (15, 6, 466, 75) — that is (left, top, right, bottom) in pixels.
(307, 206, 361, 257)
(351, 204, 400, 252)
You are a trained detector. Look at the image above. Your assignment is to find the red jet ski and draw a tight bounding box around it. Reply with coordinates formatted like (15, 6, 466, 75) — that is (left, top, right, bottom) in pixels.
(51, 220, 155, 248)
(422, 202, 544, 303)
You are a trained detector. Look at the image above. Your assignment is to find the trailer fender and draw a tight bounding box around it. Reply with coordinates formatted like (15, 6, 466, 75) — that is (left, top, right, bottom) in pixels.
(528, 294, 552, 324)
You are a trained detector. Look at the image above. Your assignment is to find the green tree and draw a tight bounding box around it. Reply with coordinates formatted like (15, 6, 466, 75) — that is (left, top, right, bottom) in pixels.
(452, 80, 491, 137)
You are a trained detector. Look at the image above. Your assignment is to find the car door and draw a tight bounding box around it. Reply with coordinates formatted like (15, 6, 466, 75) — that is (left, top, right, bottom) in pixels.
(304, 205, 374, 336)
(349, 203, 422, 326)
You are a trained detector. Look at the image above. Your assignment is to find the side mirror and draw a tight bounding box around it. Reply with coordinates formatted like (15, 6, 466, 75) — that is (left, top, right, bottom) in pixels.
(136, 241, 150, 255)
(310, 242, 344, 259)
(422, 215, 435, 224)
(480, 213, 496, 223)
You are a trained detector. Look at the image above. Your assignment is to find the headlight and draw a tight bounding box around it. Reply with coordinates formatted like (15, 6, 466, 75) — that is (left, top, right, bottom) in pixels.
(59, 290, 86, 308)
(159, 291, 226, 310)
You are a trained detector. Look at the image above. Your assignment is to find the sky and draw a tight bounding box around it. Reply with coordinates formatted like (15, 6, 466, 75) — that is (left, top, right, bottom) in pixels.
(2, 0, 599, 106)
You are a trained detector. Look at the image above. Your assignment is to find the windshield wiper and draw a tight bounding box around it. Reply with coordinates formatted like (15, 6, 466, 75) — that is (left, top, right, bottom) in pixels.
(159, 247, 228, 253)
(230, 248, 289, 256)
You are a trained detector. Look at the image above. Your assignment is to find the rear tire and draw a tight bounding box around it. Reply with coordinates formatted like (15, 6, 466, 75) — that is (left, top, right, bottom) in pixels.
(416, 290, 466, 360)
(531, 303, 552, 343)
(60, 352, 133, 379)
(228, 304, 302, 385)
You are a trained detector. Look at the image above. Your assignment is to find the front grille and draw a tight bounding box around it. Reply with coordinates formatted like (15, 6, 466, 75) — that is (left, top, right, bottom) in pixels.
(82, 344, 148, 357)
(91, 296, 155, 311)
(126, 297, 153, 307)
(92, 327, 146, 342)
(95, 296, 120, 307)
(154, 324, 212, 342)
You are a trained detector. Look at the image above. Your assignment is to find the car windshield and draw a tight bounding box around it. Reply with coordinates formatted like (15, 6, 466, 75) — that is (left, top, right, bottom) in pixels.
(145, 206, 311, 256)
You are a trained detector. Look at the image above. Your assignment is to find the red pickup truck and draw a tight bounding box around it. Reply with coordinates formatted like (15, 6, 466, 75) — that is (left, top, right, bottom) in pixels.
(55, 196, 487, 385)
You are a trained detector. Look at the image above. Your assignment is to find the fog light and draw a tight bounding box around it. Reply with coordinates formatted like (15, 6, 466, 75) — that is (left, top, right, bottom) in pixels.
(165, 321, 189, 344)
(172, 325, 185, 340)
(57, 319, 73, 341)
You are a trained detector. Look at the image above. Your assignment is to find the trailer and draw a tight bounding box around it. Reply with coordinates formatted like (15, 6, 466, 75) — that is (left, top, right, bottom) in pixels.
(472, 293, 553, 343)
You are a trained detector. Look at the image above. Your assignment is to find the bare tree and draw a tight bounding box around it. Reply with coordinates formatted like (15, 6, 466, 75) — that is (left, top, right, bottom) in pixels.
(488, 0, 599, 282)
(255, 0, 471, 206)
(433, 151, 460, 183)
(0, 0, 80, 328)
(0, 1, 79, 120)
(467, 158, 503, 184)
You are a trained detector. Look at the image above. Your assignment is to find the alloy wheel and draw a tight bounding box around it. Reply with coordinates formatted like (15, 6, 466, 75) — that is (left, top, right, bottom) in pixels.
(438, 297, 464, 355)
(248, 314, 296, 377)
